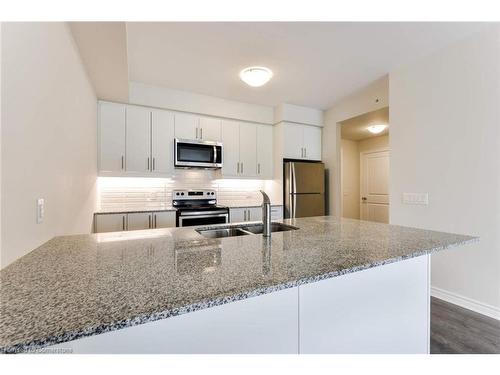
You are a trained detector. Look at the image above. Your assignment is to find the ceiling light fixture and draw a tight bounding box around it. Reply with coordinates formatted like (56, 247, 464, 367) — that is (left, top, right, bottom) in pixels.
(239, 66, 273, 87)
(367, 124, 388, 134)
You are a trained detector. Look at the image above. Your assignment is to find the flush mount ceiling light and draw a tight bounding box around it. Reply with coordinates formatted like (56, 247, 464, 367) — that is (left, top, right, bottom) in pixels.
(239, 66, 273, 87)
(367, 124, 388, 134)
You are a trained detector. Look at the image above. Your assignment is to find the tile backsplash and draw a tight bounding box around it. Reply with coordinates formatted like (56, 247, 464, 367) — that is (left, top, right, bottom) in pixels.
(98, 170, 277, 212)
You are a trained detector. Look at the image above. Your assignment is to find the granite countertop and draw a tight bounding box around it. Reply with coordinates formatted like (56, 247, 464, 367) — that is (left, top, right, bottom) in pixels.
(95, 204, 283, 214)
(0, 216, 476, 353)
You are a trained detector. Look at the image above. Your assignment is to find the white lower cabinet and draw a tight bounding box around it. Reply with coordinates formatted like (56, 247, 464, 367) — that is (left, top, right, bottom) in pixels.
(270, 206, 283, 220)
(153, 211, 176, 228)
(229, 207, 262, 223)
(94, 211, 176, 233)
(127, 212, 152, 231)
(49, 287, 299, 354)
(94, 214, 126, 233)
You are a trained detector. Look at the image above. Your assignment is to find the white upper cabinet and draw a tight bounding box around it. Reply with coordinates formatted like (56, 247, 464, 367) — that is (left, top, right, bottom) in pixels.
(283, 122, 322, 161)
(221, 120, 272, 178)
(302, 125, 322, 161)
(199, 117, 222, 141)
(256, 125, 273, 179)
(99, 102, 126, 173)
(283, 123, 304, 159)
(239, 123, 257, 177)
(126, 106, 151, 174)
(151, 110, 175, 175)
(174, 113, 198, 140)
(174, 113, 222, 141)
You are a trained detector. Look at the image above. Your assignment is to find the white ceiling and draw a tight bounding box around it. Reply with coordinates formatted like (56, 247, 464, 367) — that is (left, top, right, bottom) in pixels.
(125, 22, 488, 109)
(341, 107, 389, 141)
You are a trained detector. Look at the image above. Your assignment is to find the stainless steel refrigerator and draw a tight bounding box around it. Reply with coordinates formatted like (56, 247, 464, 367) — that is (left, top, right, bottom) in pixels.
(284, 161, 325, 219)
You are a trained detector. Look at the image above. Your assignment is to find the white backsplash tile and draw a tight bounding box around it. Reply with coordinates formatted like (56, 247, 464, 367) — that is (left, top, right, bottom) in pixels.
(98, 173, 272, 211)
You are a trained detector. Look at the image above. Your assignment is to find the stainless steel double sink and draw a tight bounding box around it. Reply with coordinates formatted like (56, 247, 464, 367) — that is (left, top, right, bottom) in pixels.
(196, 223, 298, 239)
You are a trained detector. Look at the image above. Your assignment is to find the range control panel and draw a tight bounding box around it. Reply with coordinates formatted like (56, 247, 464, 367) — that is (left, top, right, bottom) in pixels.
(172, 189, 217, 201)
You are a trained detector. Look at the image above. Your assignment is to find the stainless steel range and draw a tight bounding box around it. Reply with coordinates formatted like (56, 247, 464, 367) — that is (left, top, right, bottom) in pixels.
(173, 189, 229, 227)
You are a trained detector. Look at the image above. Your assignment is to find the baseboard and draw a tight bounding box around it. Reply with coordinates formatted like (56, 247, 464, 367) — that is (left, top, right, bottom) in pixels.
(431, 286, 500, 321)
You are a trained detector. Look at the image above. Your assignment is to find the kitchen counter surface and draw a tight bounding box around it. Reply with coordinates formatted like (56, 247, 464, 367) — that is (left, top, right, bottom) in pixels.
(0, 216, 476, 353)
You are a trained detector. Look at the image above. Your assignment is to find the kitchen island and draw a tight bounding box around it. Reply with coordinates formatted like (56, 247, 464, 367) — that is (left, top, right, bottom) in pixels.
(0, 216, 475, 354)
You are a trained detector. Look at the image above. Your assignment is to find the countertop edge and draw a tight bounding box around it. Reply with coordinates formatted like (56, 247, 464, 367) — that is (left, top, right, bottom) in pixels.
(0, 236, 478, 354)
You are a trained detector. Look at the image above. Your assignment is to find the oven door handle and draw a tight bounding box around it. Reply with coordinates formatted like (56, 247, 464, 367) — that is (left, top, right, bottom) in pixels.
(179, 211, 228, 217)
(179, 213, 229, 226)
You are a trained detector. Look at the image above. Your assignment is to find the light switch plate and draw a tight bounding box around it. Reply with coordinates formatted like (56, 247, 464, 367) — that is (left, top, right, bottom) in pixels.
(37, 198, 45, 223)
(402, 193, 428, 205)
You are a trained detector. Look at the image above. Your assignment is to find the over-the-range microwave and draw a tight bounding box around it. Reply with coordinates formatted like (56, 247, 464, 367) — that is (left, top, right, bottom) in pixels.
(174, 138, 223, 169)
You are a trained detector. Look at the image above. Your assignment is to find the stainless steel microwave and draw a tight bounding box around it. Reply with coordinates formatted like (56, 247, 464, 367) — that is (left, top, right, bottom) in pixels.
(174, 139, 223, 169)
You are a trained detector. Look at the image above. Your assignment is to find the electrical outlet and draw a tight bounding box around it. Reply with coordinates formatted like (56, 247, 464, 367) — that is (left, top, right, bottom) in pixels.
(37, 198, 45, 223)
(402, 193, 428, 205)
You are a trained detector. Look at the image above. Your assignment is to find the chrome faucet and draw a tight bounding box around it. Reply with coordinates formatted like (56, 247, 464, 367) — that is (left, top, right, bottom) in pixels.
(260, 190, 271, 237)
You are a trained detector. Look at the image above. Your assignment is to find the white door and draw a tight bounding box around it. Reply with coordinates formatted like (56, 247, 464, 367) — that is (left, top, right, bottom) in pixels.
(360, 150, 390, 223)
(302, 125, 322, 161)
(229, 208, 246, 223)
(151, 110, 175, 175)
(199, 117, 221, 141)
(127, 212, 152, 231)
(221, 120, 240, 176)
(95, 214, 126, 233)
(153, 211, 176, 228)
(283, 123, 304, 159)
(239, 123, 257, 177)
(174, 113, 198, 139)
(99, 102, 126, 173)
(256, 125, 273, 178)
(126, 106, 151, 173)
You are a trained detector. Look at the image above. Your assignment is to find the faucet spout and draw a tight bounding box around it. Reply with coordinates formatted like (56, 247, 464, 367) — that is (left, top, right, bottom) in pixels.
(260, 190, 271, 237)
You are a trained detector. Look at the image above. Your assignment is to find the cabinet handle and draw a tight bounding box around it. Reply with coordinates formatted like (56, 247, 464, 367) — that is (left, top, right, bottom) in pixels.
(152, 157, 155, 171)
(244, 209, 247, 221)
(121, 156, 124, 170)
(148, 215, 151, 229)
(147, 157, 150, 171)
(305, 148, 307, 158)
(300, 148, 303, 158)
(237, 162, 239, 174)
(200, 127, 203, 139)
(196, 127, 198, 139)
(241, 162, 243, 174)
(122, 216, 125, 231)
(258, 163, 260, 174)
(248, 209, 250, 221)
(154, 214, 157, 228)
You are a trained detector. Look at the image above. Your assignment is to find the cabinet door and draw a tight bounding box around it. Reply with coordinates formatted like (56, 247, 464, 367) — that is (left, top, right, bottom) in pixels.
(127, 212, 152, 231)
(174, 113, 198, 140)
(99, 102, 126, 173)
(303, 125, 322, 161)
(256, 125, 273, 178)
(239, 123, 257, 177)
(95, 214, 126, 233)
(247, 207, 262, 222)
(126, 106, 151, 173)
(229, 208, 246, 223)
(154, 211, 176, 228)
(221, 120, 240, 176)
(151, 110, 175, 175)
(270, 206, 283, 220)
(283, 123, 304, 159)
(199, 117, 221, 141)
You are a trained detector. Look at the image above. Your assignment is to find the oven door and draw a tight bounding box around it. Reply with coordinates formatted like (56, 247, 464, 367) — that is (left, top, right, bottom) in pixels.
(177, 210, 229, 227)
(175, 139, 223, 169)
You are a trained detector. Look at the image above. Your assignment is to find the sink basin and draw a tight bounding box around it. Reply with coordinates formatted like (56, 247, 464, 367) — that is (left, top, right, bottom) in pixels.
(196, 223, 298, 238)
(241, 223, 299, 234)
(196, 227, 250, 239)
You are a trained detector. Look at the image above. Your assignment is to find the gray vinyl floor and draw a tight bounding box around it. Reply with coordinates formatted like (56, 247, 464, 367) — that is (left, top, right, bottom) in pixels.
(430, 297, 500, 354)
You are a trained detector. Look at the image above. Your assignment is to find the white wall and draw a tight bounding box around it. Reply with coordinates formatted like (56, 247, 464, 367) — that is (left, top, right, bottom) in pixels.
(129, 81, 274, 124)
(323, 76, 389, 216)
(1, 23, 98, 268)
(390, 26, 500, 315)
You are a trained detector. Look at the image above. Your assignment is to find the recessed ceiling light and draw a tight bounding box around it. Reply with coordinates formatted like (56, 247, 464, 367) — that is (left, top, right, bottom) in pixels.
(239, 66, 273, 87)
(367, 124, 388, 134)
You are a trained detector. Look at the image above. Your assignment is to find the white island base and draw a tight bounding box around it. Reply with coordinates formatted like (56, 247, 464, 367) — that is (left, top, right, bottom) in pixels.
(50, 255, 430, 354)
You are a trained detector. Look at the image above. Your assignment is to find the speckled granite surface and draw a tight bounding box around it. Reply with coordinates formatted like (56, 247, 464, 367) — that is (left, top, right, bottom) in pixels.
(95, 204, 282, 214)
(0, 216, 476, 353)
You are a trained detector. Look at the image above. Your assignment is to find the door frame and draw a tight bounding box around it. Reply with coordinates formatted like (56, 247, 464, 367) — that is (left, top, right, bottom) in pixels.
(359, 147, 390, 221)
